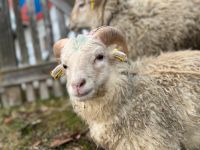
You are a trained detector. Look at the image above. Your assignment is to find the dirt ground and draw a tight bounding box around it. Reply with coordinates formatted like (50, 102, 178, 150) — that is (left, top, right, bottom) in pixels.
(0, 98, 103, 150)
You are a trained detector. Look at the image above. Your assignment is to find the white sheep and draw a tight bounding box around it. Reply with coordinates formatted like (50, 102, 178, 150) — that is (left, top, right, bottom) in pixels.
(52, 26, 200, 150)
(69, 0, 200, 60)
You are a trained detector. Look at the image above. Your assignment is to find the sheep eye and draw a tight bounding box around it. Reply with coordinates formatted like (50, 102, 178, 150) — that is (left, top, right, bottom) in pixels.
(95, 54, 104, 61)
(63, 64, 68, 69)
(78, 3, 85, 8)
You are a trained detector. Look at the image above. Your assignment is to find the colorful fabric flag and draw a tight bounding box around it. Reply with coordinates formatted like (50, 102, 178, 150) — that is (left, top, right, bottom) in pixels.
(10, 0, 52, 24)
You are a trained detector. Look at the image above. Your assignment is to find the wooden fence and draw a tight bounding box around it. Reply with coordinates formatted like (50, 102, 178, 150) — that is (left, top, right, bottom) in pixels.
(0, 0, 74, 108)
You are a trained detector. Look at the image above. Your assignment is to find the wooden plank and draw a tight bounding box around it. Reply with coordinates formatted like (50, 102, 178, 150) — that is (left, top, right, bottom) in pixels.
(46, 78, 54, 98)
(25, 83, 36, 102)
(27, 0, 42, 63)
(50, 0, 73, 14)
(1, 86, 22, 108)
(39, 80, 50, 100)
(46, 78, 53, 87)
(1, 93, 9, 108)
(56, 8, 69, 38)
(0, 0, 17, 69)
(0, 87, 4, 107)
(33, 81, 40, 99)
(64, 0, 74, 7)
(0, 61, 57, 87)
(60, 76, 67, 84)
(13, 0, 29, 65)
(41, 0, 54, 59)
(0, 98, 2, 108)
(0, 0, 22, 107)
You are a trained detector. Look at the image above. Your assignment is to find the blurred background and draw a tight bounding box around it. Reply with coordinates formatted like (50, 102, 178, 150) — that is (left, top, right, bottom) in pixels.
(0, 0, 97, 149)
(0, 0, 75, 106)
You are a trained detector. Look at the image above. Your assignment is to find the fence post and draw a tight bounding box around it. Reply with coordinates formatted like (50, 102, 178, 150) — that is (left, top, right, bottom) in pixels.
(13, 0, 29, 65)
(1, 86, 22, 107)
(27, 0, 42, 63)
(0, 0, 22, 107)
(49, 0, 73, 14)
(41, 0, 54, 59)
(0, 0, 17, 69)
(56, 8, 69, 38)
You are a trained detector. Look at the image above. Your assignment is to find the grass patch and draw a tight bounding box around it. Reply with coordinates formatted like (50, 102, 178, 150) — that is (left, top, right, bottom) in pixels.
(0, 98, 100, 150)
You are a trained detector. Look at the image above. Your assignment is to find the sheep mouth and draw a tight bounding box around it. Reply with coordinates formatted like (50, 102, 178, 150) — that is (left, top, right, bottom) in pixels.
(75, 88, 94, 99)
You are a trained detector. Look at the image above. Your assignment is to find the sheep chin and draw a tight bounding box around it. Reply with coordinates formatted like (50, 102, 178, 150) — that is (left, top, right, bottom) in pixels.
(70, 89, 96, 102)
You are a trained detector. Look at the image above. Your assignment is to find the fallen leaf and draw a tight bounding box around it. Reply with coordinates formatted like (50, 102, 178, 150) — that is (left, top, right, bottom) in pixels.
(49, 129, 89, 148)
(20, 119, 42, 136)
(31, 119, 42, 125)
(49, 137, 73, 148)
(40, 106, 49, 112)
(33, 140, 42, 147)
(3, 117, 13, 124)
(32, 140, 42, 149)
(75, 134, 81, 140)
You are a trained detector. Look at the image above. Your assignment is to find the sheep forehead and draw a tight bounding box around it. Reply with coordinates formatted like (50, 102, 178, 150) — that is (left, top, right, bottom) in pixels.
(71, 34, 90, 51)
(61, 35, 89, 58)
(61, 35, 104, 63)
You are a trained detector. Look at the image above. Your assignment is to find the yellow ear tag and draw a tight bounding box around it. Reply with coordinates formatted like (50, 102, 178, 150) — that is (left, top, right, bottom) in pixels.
(90, 0, 95, 10)
(112, 48, 128, 62)
(50, 64, 65, 80)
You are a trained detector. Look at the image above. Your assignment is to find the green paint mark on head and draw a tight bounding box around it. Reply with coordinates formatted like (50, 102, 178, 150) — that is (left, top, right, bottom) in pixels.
(71, 34, 90, 51)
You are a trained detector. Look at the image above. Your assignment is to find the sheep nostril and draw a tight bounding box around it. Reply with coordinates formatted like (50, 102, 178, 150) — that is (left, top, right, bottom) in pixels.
(79, 79, 86, 88)
(72, 79, 86, 91)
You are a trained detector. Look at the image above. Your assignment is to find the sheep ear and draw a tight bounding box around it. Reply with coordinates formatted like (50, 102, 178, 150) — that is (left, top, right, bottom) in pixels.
(53, 39, 68, 60)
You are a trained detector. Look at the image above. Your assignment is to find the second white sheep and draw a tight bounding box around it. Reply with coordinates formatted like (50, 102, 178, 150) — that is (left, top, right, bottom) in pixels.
(69, 0, 200, 60)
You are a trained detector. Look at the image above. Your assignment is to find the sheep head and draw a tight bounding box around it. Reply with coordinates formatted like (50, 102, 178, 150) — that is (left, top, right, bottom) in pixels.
(69, 0, 106, 30)
(53, 26, 128, 101)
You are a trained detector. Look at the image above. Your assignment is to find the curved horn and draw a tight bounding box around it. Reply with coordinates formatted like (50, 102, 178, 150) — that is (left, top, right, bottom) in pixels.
(53, 38, 68, 59)
(90, 26, 128, 54)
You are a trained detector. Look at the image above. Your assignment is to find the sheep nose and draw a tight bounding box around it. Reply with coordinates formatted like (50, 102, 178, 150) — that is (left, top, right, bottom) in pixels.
(71, 78, 86, 91)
